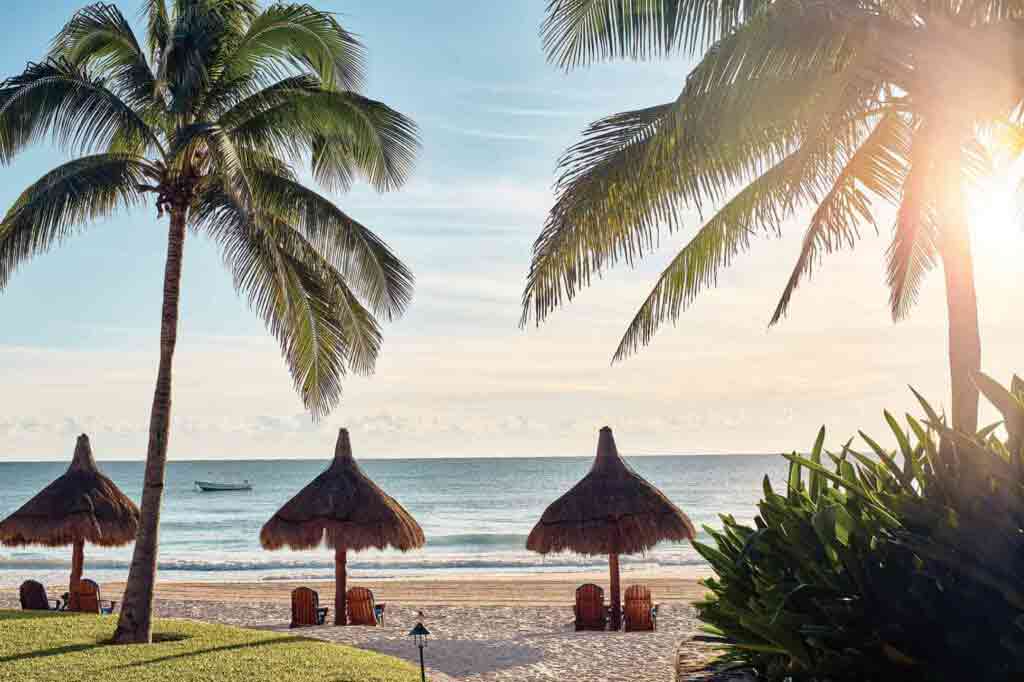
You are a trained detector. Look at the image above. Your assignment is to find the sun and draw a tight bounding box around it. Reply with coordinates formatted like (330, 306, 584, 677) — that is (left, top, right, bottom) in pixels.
(966, 169, 1024, 254)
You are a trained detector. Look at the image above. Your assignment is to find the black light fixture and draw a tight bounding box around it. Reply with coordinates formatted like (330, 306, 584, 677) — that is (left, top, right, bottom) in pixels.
(408, 620, 430, 682)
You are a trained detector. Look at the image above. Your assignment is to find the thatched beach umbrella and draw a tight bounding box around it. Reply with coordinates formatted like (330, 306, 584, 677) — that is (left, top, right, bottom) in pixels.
(0, 434, 140, 604)
(527, 426, 696, 629)
(260, 428, 425, 625)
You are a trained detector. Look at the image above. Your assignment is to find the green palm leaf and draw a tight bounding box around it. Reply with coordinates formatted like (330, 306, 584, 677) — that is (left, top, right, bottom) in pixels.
(886, 131, 939, 322)
(0, 58, 159, 160)
(143, 0, 171, 63)
(194, 187, 382, 416)
(0, 154, 152, 289)
(771, 112, 912, 324)
(50, 2, 159, 113)
(523, 0, 896, 329)
(215, 3, 365, 92)
(221, 77, 419, 192)
(249, 171, 414, 320)
(309, 92, 420, 192)
(542, 0, 770, 68)
(612, 127, 842, 360)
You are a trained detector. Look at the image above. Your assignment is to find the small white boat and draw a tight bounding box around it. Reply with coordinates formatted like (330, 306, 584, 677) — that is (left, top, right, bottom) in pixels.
(195, 480, 252, 492)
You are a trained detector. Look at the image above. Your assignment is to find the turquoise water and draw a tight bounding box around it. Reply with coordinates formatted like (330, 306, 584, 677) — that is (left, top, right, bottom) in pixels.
(0, 455, 787, 586)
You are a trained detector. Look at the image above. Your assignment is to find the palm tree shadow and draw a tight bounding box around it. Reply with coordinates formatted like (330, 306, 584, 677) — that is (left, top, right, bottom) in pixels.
(116, 635, 310, 668)
(347, 637, 545, 677)
(0, 642, 102, 663)
(0, 611, 70, 622)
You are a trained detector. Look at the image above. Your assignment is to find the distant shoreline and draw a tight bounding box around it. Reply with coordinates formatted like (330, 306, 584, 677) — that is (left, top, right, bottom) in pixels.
(0, 452, 782, 464)
(3, 570, 710, 606)
(0, 563, 714, 590)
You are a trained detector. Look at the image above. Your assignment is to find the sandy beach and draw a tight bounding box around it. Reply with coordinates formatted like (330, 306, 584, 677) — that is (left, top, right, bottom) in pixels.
(1, 571, 715, 681)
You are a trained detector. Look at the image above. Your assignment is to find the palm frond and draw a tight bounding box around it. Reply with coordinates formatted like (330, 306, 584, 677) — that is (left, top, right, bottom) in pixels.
(310, 93, 420, 193)
(520, 90, 838, 328)
(0, 58, 159, 161)
(205, 0, 262, 27)
(163, 2, 227, 115)
(542, 0, 771, 68)
(521, 104, 676, 327)
(523, 0, 896, 328)
(887, 195, 939, 322)
(248, 171, 414, 320)
(771, 112, 912, 324)
(50, 3, 161, 127)
(0, 154, 151, 289)
(221, 78, 419, 192)
(886, 125, 941, 321)
(612, 81, 902, 359)
(174, 0, 263, 98)
(215, 3, 365, 93)
(194, 186, 382, 417)
(206, 123, 257, 218)
(142, 0, 171, 62)
(612, 126, 843, 360)
(665, 0, 902, 144)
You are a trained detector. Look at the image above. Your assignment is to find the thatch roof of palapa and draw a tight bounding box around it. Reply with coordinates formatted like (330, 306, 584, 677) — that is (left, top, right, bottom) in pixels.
(0, 434, 139, 548)
(527, 426, 696, 556)
(260, 428, 425, 552)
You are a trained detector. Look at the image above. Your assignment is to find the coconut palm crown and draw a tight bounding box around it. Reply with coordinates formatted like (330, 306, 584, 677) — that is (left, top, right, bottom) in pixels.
(0, 0, 418, 642)
(522, 0, 1024, 434)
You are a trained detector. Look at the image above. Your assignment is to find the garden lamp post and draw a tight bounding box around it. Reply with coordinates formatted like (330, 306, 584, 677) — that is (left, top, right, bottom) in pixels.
(408, 621, 430, 682)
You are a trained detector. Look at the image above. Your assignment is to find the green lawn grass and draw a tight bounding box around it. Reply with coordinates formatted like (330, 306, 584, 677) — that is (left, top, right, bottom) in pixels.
(0, 610, 420, 681)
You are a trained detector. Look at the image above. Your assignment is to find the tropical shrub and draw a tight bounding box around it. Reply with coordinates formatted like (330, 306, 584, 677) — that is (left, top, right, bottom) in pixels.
(695, 374, 1024, 681)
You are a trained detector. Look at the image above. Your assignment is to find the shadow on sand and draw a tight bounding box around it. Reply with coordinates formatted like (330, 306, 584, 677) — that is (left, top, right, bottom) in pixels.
(341, 636, 544, 678)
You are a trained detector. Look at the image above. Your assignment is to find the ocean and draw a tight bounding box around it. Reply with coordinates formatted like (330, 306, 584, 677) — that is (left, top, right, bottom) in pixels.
(0, 455, 788, 586)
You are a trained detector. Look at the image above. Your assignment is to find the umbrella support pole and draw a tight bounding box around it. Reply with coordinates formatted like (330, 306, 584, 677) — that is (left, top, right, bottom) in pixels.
(335, 547, 347, 626)
(69, 540, 84, 610)
(609, 552, 621, 631)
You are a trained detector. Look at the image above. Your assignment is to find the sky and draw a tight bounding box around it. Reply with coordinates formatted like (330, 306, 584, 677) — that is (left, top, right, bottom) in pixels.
(0, 1, 1022, 461)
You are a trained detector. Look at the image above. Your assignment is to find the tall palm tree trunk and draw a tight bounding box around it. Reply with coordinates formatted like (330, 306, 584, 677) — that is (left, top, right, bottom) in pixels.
(114, 207, 187, 644)
(940, 166, 981, 435)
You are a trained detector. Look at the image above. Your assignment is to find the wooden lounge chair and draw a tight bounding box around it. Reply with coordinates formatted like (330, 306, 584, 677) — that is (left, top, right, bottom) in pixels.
(289, 587, 329, 627)
(19, 580, 62, 611)
(574, 583, 607, 631)
(68, 579, 116, 614)
(346, 587, 382, 626)
(623, 584, 658, 632)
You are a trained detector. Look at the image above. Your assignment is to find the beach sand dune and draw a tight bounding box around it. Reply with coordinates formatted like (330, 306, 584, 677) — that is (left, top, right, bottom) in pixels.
(1, 572, 712, 681)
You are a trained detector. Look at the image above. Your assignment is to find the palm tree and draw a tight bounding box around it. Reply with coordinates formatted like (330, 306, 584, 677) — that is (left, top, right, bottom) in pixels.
(0, 1, 418, 643)
(522, 0, 1024, 434)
